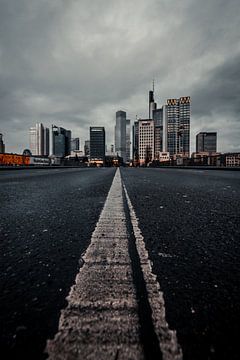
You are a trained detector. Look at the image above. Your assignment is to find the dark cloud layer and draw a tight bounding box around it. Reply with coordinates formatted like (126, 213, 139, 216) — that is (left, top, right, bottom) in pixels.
(0, 0, 239, 153)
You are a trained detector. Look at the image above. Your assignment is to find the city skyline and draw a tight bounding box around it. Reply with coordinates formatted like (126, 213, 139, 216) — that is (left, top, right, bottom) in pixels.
(0, 0, 239, 153)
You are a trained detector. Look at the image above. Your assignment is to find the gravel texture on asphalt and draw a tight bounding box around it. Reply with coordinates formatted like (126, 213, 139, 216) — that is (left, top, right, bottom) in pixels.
(0, 168, 116, 360)
(1, 167, 240, 360)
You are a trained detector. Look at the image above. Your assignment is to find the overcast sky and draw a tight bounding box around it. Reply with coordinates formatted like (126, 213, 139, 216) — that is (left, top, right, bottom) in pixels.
(0, 0, 240, 153)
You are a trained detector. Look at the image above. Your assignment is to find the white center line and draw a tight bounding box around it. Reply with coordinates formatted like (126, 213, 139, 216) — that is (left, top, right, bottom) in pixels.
(123, 179, 182, 360)
(47, 169, 144, 360)
(46, 168, 182, 360)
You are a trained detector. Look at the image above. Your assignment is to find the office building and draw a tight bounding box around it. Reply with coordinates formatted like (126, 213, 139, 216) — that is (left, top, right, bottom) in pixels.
(153, 108, 163, 127)
(84, 140, 90, 156)
(166, 97, 191, 157)
(152, 107, 163, 158)
(225, 153, 240, 167)
(71, 138, 80, 152)
(90, 127, 105, 162)
(138, 119, 154, 165)
(149, 82, 157, 119)
(154, 107, 162, 159)
(162, 105, 168, 152)
(126, 119, 131, 162)
(29, 123, 49, 156)
(43, 127, 49, 156)
(115, 110, 126, 162)
(0, 133, 5, 153)
(132, 120, 139, 163)
(52, 125, 71, 157)
(152, 106, 168, 159)
(196, 132, 217, 153)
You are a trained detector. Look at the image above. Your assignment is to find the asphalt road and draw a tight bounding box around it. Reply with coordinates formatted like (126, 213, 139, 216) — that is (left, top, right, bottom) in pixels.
(0, 167, 240, 360)
(0, 168, 116, 360)
(121, 168, 240, 360)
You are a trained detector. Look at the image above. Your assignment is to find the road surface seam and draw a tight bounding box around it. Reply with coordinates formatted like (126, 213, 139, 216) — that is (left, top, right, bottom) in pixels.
(122, 174, 182, 360)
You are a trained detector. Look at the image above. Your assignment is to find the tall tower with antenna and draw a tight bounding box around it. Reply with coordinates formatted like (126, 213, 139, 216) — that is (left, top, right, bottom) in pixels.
(148, 79, 157, 119)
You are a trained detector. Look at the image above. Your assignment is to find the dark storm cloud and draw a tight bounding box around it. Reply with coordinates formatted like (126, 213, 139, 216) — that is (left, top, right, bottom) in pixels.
(192, 54, 240, 116)
(0, 0, 239, 152)
(190, 53, 240, 152)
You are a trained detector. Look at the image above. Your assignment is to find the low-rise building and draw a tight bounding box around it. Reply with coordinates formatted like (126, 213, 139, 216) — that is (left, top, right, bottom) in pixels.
(159, 152, 170, 162)
(225, 153, 240, 167)
(191, 152, 221, 166)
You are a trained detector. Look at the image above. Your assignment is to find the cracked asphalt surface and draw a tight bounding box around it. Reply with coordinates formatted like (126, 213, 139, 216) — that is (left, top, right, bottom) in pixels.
(0, 167, 240, 360)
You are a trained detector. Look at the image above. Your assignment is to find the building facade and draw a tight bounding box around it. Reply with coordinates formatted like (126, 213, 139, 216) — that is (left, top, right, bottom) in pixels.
(132, 120, 139, 164)
(90, 127, 105, 162)
(149, 90, 157, 119)
(126, 119, 131, 163)
(0, 133, 5, 153)
(225, 153, 240, 167)
(43, 127, 49, 156)
(153, 107, 167, 158)
(138, 120, 155, 165)
(115, 110, 126, 162)
(84, 140, 90, 156)
(166, 97, 191, 157)
(196, 132, 217, 153)
(71, 138, 80, 152)
(52, 125, 71, 157)
(159, 152, 170, 163)
(29, 123, 49, 156)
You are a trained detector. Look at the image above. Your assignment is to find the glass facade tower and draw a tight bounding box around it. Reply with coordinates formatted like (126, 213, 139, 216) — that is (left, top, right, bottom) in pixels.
(52, 126, 71, 157)
(196, 132, 217, 153)
(29, 123, 49, 156)
(115, 110, 126, 162)
(166, 97, 191, 157)
(90, 127, 105, 161)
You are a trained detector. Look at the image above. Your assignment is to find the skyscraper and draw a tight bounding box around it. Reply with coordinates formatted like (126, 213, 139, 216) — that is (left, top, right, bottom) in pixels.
(44, 127, 49, 156)
(71, 138, 80, 152)
(138, 119, 155, 165)
(179, 97, 191, 156)
(149, 88, 157, 119)
(115, 110, 126, 162)
(90, 127, 105, 162)
(152, 105, 168, 159)
(132, 120, 139, 164)
(29, 123, 49, 156)
(196, 132, 217, 153)
(0, 133, 5, 153)
(84, 140, 90, 156)
(166, 97, 191, 157)
(52, 126, 71, 157)
(126, 119, 131, 162)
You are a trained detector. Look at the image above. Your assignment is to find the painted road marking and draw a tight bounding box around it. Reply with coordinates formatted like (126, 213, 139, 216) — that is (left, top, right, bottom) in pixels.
(46, 168, 182, 359)
(47, 169, 144, 359)
(123, 182, 182, 360)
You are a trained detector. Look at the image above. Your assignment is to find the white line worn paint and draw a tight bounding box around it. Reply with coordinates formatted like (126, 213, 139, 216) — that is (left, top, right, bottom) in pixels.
(47, 168, 182, 360)
(47, 169, 144, 360)
(123, 182, 182, 360)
